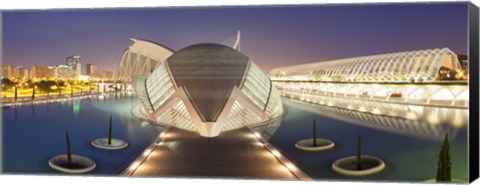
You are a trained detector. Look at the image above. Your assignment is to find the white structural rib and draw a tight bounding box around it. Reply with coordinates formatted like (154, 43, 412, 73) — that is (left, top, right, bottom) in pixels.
(269, 48, 463, 83)
(114, 38, 174, 82)
(233, 30, 241, 50)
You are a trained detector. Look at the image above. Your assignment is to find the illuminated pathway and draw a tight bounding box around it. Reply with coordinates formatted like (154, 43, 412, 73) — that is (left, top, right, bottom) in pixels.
(128, 127, 299, 180)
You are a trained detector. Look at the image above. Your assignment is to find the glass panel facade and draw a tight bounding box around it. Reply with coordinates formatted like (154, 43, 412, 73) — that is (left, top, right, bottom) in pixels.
(132, 76, 154, 113)
(222, 100, 263, 131)
(265, 87, 283, 118)
(155, 100, 196, 132)
(146, 63, 175, 110)
(241, 62, 271, 110)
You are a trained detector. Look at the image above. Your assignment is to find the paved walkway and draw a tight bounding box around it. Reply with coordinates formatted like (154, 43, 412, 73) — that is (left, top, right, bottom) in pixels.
(131, 127, 297, 180)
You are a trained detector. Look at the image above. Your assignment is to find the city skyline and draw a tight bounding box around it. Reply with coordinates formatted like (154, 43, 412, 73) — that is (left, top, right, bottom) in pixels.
(1, 2, 476, 183)
(2, 2, 468, 73)
(1, 56, 114, 80)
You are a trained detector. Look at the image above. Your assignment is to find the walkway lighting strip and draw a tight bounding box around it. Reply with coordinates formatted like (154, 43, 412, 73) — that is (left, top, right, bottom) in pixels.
(251, 130, 312, 180)
(121, 127, 170, 176)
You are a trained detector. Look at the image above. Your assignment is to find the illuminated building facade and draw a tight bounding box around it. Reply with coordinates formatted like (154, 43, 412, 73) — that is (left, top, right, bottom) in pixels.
(55, 65, 76, 79)
(18, 68, 30, 79)
(66, 55, 81, 78)
(1, 64, 19, 79)
(101, 70, 113, 80)
(132, 43, 283, 137)
(30, 66, 55, 79)
(86, 64, 99, 77)
(269, 48, 469, 108)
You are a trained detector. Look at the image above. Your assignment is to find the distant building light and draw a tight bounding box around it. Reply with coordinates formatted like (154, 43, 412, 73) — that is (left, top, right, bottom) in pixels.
(78, 75, 89, 81)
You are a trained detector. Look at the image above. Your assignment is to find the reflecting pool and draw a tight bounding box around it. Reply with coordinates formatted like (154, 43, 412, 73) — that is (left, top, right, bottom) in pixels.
(2, 92, 162, 175)
(2, 93, 469, 182)
(260, 98, 468, 182)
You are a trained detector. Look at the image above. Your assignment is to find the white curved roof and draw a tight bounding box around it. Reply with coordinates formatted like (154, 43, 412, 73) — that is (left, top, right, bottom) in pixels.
(114, 38, 174, 82)
(269, 48, 462, 82)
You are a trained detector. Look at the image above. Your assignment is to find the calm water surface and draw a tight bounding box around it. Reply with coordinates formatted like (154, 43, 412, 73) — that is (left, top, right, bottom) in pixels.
(2, 93, 469, 182)
(262, 98, 468, 182)
(2, 92, 161, 175)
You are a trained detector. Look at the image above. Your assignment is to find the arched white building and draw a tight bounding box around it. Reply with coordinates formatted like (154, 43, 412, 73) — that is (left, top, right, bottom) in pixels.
(115, 38, 174, 82)
(115, 31, 241, 82)
(269, 48, 464, 82)
(269, 48, 468, 108)
(133, 43, 283, 137)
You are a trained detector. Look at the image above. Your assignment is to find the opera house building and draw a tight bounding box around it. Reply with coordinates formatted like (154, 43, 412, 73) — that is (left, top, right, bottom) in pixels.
(118, 40, 283, 137)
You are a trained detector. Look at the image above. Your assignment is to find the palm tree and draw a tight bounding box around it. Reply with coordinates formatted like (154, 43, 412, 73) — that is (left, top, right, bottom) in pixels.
(31, 86, 36, 101)
(14, 85, 18, 102)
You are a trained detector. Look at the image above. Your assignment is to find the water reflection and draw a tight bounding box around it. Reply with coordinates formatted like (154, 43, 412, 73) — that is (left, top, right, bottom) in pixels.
(250, 118, 283, 141)
(31, 104, 35, 118)
(73, 101, 80, 115)
(89, 91, 146, 138)
(2, 90, 162, 174)
(283, 97, 468, 141)
(14, 106, 17, 120)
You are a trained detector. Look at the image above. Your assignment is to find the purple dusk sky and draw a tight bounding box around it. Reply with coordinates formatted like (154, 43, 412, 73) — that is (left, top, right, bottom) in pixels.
(1, 2, 468, 73)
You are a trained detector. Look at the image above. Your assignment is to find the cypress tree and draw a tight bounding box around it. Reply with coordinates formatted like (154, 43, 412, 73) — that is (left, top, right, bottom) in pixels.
(436, 133, 451, 182)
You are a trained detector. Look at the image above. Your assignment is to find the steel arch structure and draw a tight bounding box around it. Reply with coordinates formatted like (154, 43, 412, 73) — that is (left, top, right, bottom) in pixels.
(269, 48, 463, 82)
(114, 38, 175, 82)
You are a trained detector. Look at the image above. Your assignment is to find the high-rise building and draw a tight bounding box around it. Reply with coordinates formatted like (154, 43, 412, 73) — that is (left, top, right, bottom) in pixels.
(17, 67, 30, 79)
(1, 64, 19, 79)
(100, 70, 113, 80)
(86, 63, 99, 77)
(30, 66, 55, 79)
(66, 55, 81, 78)
(55, 65, 75, 79)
